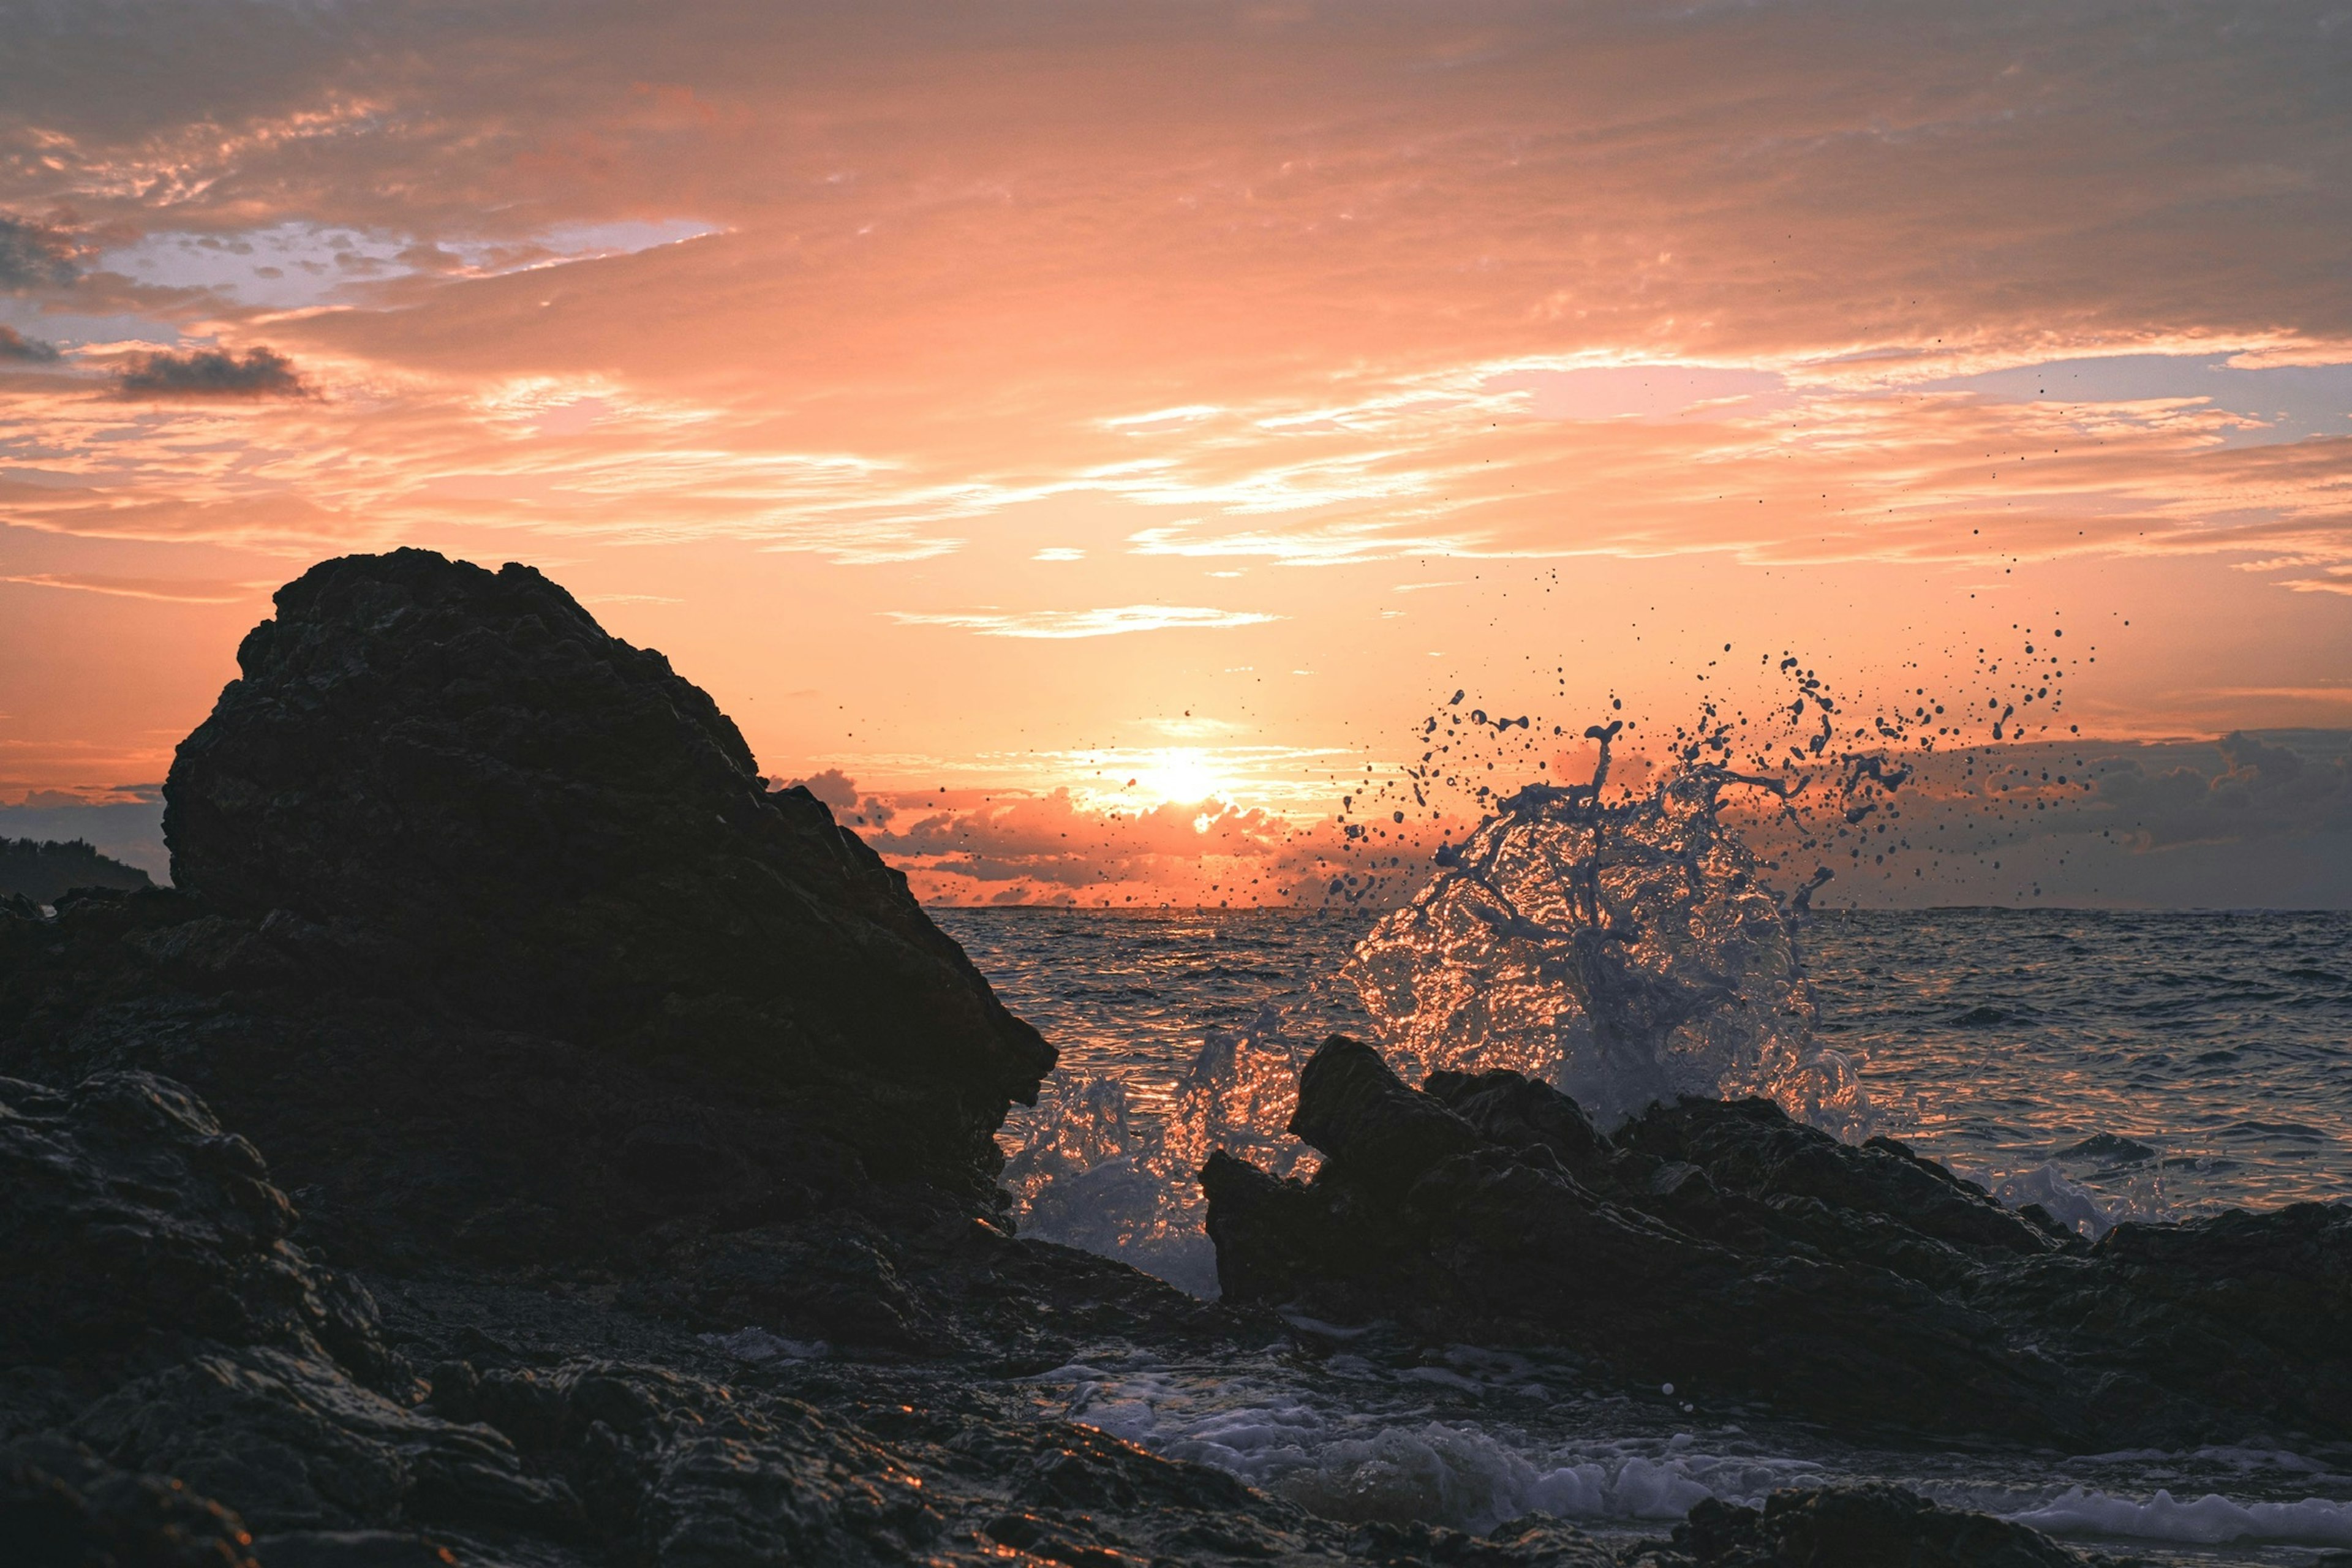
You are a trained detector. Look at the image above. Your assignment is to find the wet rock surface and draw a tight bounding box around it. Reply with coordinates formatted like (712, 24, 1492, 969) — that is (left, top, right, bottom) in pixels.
(1204, 1038, 2352, 1453)
(1627, 1485, 2136, 1568)
(4, 1056, 2127, 1568)
(0, 552, 2150, 1566)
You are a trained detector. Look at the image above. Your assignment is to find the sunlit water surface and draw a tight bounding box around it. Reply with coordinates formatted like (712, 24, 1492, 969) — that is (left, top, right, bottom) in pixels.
(927, 905, 2352, 1567)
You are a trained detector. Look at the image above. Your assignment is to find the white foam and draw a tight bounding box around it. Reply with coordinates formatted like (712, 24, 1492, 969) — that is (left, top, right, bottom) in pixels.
(1344, 758, 1873, 1140)
(1939, 1158, 2180, 1241)
(1041, 1363, 1820, 1533)
(2011, 1485, 2352, 1547)
(698, 1327, 827, 1362)
(999, 1004, 1323, 1296)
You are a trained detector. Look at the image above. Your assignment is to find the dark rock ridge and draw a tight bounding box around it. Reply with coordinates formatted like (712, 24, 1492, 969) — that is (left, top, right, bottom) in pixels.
(0, 1070, 573, 1561)
(0, 836, 153, 905)
(1626, 1485, 2132, 1568)
(0, 1063, 2124, 1567)
(164, 548, 1050, 1205)
(1204, 1036, 2352, 1452)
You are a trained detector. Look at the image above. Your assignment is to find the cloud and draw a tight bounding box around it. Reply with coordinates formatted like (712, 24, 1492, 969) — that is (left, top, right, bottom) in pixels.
(6, 0, 2352, 827)
(0, 216, 78, 291)
(854, 785, 1373, 905)
(1126, 520, 1487, 568)
(0, 325, 60, 363)
(782, 766, 859, 809)
(112, 345, 312, 401)
(886, 606, 1280, 639)
(2088, 731, 2352, 850)
(0, 572, 265, 604)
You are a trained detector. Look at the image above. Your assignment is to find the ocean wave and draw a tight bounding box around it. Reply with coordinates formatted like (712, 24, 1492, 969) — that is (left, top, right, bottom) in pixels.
(2011, 1485, 2352, 1547)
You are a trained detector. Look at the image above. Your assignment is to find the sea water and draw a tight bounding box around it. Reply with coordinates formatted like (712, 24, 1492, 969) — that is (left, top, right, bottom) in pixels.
(937, 900, 2352, 1565)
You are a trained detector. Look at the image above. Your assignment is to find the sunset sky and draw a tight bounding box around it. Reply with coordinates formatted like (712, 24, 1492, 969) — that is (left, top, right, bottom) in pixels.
(3, 1, 2348, 905)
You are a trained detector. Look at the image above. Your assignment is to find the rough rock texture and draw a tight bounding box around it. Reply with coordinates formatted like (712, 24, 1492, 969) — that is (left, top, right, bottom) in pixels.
(2, 1434, 264, 1568)
(0, 550, 1049, 1275)
(0, 1072, 577, 1559)
(0, 1059, 2126, 1568)
(164, 548, 1049, 1202)
(1626, 1486, 2131, 1568)
(1203, 1037, 2352, 1452)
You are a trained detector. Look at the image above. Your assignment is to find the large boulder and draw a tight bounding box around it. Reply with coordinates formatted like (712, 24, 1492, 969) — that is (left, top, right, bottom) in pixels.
(0, 551, 1052, 1270)
(163, 549, 1050, 1197)
(1202, 1036, 2352, 1452)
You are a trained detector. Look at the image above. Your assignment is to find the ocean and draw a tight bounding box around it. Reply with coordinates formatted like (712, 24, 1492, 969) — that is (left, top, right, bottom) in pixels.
(938, 903, 2352, 1566)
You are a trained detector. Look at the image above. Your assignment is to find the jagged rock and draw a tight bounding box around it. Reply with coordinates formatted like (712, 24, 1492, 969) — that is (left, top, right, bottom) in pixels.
(0, 1071, 385, 1384)
(0, 549, 1053, 1272)
(1202, 1036, 2352, 1450)
(164, 548, 1049, 1202)
(0, 1068, 581, 1558)
(1, 1435, 260, 1568)
(1632, 1485, 2125, 1568)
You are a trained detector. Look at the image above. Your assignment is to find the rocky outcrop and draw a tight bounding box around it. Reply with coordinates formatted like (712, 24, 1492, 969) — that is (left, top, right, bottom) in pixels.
(1628, 1486, 2132, 1568)
(0, 1071, 578, 1558)
(1203, 1037, 2352, 1452)
(0, 550, 1050, 1273)
(0, 1061, 2129, 1568)
(0, 837, 153, 905)
(165, 549, 1049, 1198)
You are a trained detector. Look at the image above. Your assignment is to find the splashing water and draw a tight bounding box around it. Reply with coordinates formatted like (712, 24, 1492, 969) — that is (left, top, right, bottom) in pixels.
(1002, 639, 2125, 1281)
(1001, 1005, 1324, 1295)
(1003, 735, 1880, 1288)
(1344, 725, 1871, 1137)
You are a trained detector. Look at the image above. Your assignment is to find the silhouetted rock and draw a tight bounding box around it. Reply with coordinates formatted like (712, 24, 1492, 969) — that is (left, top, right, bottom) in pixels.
(0, 1071, 387, 1382)
(164, 548, 1050, 1201)
(1631, 1485, 2127, 1568)
(1203, 1036, 2352, 1451)
(0, 837, 152, 905)
(0, 550, 1052, 1275)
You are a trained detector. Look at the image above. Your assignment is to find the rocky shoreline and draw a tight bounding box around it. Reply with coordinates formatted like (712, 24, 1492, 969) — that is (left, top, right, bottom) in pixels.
(1202, 1039, 2352, 1454)
(2, 549, 2322, 1567)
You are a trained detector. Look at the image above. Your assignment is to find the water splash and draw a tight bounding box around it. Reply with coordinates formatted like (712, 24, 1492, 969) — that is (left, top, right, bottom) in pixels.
(1000, 636, 2135, 1280)
(1344, 724, 1870, 1137)
(1001, 1005, 1322, 1295)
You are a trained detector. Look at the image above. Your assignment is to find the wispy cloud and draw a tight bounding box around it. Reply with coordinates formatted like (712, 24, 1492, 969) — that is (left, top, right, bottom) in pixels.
(1127, 521, 1484, 567)
(0, 572, 266, 603)
(887, 605, 1281, 639)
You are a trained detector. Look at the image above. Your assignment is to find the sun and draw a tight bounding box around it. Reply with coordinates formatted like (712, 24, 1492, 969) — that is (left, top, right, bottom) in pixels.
(1136, 749, 1223, 806)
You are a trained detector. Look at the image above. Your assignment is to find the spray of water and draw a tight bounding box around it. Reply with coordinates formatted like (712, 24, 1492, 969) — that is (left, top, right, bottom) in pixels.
(1344, 723, 1868, 1136)
(1003, 635, 2119, 1280)
(1001, 1005, 1322, 1295)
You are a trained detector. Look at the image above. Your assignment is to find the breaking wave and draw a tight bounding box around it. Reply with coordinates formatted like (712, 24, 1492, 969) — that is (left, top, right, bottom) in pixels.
(1004, 718, 1887, 1286)
(1344, 723, 1869, 1137)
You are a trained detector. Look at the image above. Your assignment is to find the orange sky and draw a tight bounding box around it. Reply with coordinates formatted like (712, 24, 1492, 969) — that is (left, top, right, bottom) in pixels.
(2, 1, 2349, 902)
